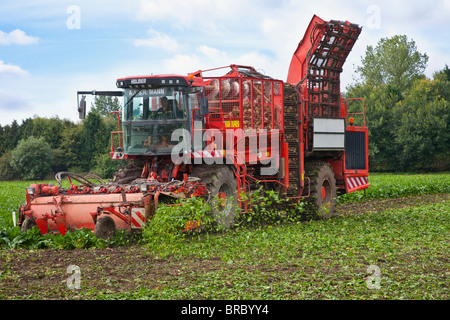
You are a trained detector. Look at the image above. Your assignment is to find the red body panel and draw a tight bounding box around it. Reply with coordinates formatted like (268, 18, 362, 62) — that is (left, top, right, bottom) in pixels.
(27, 193, 145, 234)
(343, 125, 370, 192)
(287, 15, 326, 87)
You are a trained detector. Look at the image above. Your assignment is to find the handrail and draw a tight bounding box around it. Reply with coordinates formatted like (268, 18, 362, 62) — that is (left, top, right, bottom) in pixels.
(110, 111, 123, 151)
(343, 98, 366, 127)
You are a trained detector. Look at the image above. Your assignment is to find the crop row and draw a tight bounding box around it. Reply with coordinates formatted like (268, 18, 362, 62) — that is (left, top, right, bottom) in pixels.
(338, 173, 450, 203)
(0, 173, 449, 250)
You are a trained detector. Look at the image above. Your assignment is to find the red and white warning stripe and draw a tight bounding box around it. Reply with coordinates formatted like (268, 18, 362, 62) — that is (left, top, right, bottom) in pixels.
(192, 151, 202, 158)
(346, 176, 369, 191)
(131, 208, 145, 229)
(111, 152, 126, 159)
(192, 150, 224, 158)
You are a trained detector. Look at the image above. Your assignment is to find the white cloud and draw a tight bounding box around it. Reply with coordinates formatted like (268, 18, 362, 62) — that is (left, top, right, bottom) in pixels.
(138, 0, 221, 24)
(0, 29, 39, 45)
(133, 29, 182, 52)
(160, 45, 280, 80)
(0, 60, 29, 76)
(136, 0, 267, 32)
(197, 45, 229, 66)
(162, 45, 235, 76)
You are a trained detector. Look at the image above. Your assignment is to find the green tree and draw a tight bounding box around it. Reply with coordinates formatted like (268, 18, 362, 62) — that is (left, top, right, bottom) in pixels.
(79, 111, 110, 170)
(441, 64, 450, 81)
(345, 83, 403, 171)
(0, 150, 19, 180)
(18, 118, 34, 143)
(22, 116, 75, 150)
(347, 64, 450, 172)
(356, 35, 428, 92)
(91, 96, 122, 117)
(394, 73, 450, 171)
(0, 120, 21, 154)
(91, 152, 127, 179)
(59, 123, 84, 172)
(10, 136, 53, 180)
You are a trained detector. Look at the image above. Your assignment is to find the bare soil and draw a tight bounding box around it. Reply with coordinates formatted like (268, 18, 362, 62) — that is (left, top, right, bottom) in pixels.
(1, 193, 448, 299)
(336, 193, 450, 216)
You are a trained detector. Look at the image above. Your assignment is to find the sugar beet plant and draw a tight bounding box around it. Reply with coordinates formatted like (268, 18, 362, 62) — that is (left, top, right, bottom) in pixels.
(142, 188, 306, 255)
(0, 224, 138, 250)
(143, 196, 214, 242)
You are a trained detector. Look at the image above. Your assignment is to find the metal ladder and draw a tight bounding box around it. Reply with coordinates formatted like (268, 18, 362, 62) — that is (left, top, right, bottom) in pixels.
(307, 20, 362, 118)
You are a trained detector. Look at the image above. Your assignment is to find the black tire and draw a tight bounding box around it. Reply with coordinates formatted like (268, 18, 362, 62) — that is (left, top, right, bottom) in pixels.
(21, 217, 36, 232)
(304, 161, 337, 220)
(94, 216, 116, 240)
(191, 165, 238, 228)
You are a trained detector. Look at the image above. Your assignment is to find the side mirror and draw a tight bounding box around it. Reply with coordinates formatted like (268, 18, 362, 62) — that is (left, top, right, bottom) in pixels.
(78, 95, 86, 119)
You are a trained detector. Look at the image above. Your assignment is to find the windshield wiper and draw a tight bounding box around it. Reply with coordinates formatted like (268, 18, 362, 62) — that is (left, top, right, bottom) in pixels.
(124, 89, 143, 108)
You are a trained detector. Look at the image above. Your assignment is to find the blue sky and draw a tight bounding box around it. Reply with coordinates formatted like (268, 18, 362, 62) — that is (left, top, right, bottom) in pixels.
(1, 0, 449, 126)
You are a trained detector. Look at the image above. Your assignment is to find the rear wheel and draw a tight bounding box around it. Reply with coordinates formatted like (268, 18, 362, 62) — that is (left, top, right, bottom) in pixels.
(305, 161, 337, 220)
(94, 216, 116, 240)
(191, 165, 238, 228)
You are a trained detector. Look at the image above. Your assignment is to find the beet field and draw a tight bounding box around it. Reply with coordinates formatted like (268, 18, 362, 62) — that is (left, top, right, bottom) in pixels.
(0, 173, 449, 302)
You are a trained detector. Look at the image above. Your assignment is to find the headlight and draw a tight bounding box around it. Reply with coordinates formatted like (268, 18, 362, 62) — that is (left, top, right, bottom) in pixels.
(26, 187, 36, 195)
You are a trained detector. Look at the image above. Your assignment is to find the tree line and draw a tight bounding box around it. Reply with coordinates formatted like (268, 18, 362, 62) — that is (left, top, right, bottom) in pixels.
(0, 35, 449, 181)
(0, 96, 125, 180)
(345, 35, 449, 172)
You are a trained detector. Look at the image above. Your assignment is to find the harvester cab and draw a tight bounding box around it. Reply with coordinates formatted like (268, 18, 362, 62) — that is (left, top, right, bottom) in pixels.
(115, 76, 199, 157)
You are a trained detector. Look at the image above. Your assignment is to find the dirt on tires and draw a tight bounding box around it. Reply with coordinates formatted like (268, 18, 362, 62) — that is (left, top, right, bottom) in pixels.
(1, 193, 448, 299)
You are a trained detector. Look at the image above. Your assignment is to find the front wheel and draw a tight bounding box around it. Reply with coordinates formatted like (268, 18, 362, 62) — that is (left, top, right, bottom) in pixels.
(21, 217, 36, 232)
(305, 161, 337, 220)
(94, 216, 116, 240)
